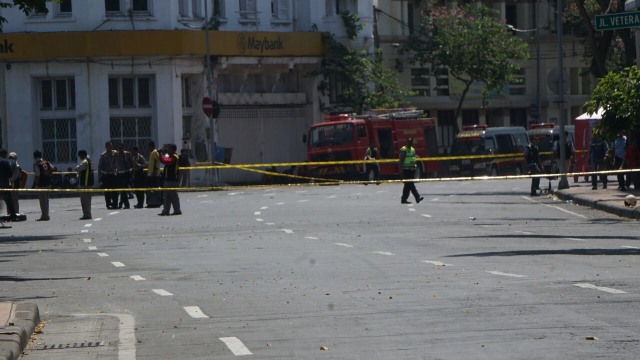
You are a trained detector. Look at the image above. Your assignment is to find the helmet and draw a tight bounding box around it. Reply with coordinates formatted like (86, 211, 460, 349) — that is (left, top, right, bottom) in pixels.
(624, 194, 637, 207)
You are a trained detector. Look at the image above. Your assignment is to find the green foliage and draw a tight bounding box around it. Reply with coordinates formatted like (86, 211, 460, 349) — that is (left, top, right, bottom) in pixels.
(0, 0, 57, 32)
(406, 3, 529, 119)
(309, 17, 414, 114)
(585, 66, 640, 138)
(340, 11, 363, 40)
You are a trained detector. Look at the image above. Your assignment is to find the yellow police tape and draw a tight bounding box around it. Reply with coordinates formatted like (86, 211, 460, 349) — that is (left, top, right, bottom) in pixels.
(7, 167, 639, 193)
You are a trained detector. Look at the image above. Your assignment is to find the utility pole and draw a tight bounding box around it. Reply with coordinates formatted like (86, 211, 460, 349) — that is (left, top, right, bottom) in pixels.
(557, 0, 569, 189)
(204, 0, 219, 186)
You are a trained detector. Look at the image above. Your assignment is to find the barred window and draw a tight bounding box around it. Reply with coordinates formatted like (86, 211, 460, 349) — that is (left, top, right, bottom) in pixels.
(271, 0, 289, 20)
(109, 76, 152, 109)
(42, 118, 77, 163)
(110, 117, 152, 151)
(40, 78, 75, 111)
(239, 0, 257, 19)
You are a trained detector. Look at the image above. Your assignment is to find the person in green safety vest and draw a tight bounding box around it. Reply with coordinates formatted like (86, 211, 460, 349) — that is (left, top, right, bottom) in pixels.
(398, 138, 424, 204)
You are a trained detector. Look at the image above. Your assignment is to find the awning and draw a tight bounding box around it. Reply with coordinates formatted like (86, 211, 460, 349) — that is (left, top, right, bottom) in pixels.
(575, 107, 604, 120)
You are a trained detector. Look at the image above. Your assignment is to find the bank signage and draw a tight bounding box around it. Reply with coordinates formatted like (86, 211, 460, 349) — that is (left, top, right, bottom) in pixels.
(237, 33, 285, 54)
(595, 12, 640, 31)
(0, 39, 14, 54)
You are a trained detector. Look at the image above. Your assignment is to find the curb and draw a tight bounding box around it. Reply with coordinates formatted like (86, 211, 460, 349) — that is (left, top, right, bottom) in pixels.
(553, 190, 640, 220)
(0, 303, 40, 360)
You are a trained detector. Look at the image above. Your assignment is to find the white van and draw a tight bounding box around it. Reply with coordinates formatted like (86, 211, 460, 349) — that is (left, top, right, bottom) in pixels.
(449, 125, 529, 177)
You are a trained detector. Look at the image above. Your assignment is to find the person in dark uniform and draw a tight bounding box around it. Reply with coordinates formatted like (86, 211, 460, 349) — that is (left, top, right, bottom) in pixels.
(98, 141, 118, 209)
(33, 150, 55, 221)
(399, 138, 424, 204)
(76, 150, 94, 220)
(524, 137, 543, 196)
(130, 146, 147, 208)
(158, 144, 181, 216)
(0, 149, 18, 221)
(364, 142, 380, 183)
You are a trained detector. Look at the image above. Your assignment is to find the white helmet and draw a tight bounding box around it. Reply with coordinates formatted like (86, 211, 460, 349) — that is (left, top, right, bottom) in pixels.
(624, 194, 637, 207)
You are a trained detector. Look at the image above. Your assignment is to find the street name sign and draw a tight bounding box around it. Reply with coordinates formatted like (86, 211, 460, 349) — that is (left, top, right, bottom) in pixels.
(595, 12, 640, 31)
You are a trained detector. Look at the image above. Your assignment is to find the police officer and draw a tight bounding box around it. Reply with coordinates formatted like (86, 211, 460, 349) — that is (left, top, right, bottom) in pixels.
(98, 141, 117, 209)
(33, 150, 55, 221)
(76, 150, 94, 220)
(158, 144, 181, 216)
(0, 149, 18, 221)
(399, 138, 424, 204)
(365, 142, 380, 184)
(130, 146, 147, 208)
(525, 137, 543, 196)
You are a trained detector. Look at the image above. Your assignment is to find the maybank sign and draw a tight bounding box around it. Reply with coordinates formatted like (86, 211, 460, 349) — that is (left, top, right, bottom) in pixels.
(0, 30, 325, 60)
(595, 11, 640, 31)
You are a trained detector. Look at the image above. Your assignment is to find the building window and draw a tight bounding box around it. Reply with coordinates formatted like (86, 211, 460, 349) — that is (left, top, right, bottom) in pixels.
(181, 76, 193, 108)
(271, 0, 289, 20)
(40, 78, 75, 111)
(239, 0, 257, 20)
(435, 68, 449, 96)
(180, 0, 205, 18)
(52, 0, 73, 17)
(509, 68, 526, 95)
(41, 118, 77, 163)
(105, 0, 122, 13)
(109, 117, 152, 151)
(326, 0, 357, 16)
(109, 76, 152, 109)
(411, 68, 431, 97)
(132, 0, 149, 12)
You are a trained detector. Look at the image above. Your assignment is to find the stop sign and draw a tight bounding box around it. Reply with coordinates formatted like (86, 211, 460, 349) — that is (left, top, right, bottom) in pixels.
(202, 97, 220, 118)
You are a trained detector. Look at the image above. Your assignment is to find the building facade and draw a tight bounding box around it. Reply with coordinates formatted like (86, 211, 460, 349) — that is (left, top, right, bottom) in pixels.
(373, 0, 596, 153)
(0, 0, 377, 184)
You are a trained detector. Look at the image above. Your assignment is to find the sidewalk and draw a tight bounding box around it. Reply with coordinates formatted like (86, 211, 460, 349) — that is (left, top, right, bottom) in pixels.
(0, 302, 40, 360)
(553, 181, 640, 220)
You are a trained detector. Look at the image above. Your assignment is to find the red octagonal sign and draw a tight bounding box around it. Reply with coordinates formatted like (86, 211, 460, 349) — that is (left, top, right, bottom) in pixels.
(202, 97, 220, 118)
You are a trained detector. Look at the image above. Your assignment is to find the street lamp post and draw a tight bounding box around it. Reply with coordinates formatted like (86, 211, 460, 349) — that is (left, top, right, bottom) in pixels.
(203, 0, 219, 186)
(557, 0, 569, 189)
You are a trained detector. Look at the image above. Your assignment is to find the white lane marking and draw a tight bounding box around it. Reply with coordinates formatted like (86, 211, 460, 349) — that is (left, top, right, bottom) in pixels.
(73, 313, 136, 360)
(260, 206, 268, 210)
(81, 230, 89, 233)
(621, 245, 640, 249)
(84, 223, 93, 228)
(298, 199, 309, 203)
(256, 218, 264, 222)
(282, 229, 294, 234)
(326, 195, 336, 199)
(373, 251, 395, 256)
(220, 337, 253, 356)
(296, 190, 308, 193)
(409, 208, 416, 212)
(523, 196, 587, 218)
(266, 223, 275, 226)
(152, 289, 173, 296)
(93, 218, 102, 222)
(111, 262, 125, 267)
(565, 237, 587, 242)
(305, 236, 318, 240)
(421, 214, 432, 218)
(184, 306, 209, 319)
(88, 246, 97, 251)
(422, 260, 452, 266)
(197, 194, 208, 198)
(487, 271, 526, 278)
(83, 238, 92, 243)
(574, 283, 626, 294)
(229, 192, 244, 196)
(276, 202, 285, 205)
(515, 230, 533, 235)
(431, 198, 439, 202)
(334, 243, 354, 248)
(254, 211, 261, 215)
(108, 211, 119, 216)
(97, 253, 109, 257)
(130, 275, 146, 281)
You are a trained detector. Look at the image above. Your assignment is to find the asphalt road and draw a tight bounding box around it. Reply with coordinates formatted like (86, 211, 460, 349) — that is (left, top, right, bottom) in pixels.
(2, 179, 640, 359)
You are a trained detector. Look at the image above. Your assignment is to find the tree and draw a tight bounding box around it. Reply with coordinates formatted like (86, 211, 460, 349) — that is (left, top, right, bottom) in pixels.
(564, 0, 635, 78)
(0, 0, 55, 32)
(585, 66, 640, 138)
(310, 13, 414, 114)
(406, 3, 529, 123)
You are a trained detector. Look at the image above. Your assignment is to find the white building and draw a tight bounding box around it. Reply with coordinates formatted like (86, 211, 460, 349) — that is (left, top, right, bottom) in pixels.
(0, 0, 376, 184)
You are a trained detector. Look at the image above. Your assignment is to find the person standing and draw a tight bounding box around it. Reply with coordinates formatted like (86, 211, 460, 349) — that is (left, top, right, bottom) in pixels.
(130, 146, 147, 208)
(178, 148, 191, 187)
(0, 149, 18, 221)
(589, 134, 609, 190)
(158, 144, 181, 216)
(32, 150, 55, 221)
(76, 150, 94, 220)
(146, 140, 162, 208)
(624, 140, 640, 190)
(364, 142, 380, 184)
(114, 143, 132, 209)
(399, 138, 423, 204)
(612, 132, 627, 191)
(98, 141, 118, 209)
(553, 130, 575, 177)
(524, 137, 543, 197)
(7, 152, 24, 215)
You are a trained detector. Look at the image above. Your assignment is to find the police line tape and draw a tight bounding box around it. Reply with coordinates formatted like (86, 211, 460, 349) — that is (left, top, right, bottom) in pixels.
(6, 167, 639, 192)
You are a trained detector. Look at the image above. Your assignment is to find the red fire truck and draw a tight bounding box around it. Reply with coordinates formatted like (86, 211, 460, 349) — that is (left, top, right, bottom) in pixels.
(305, 109, 439, 180)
